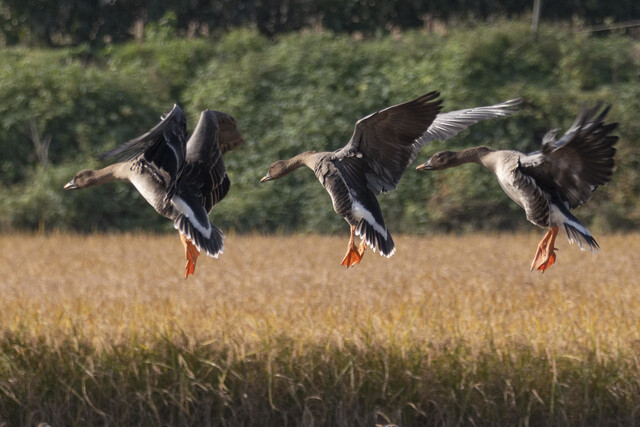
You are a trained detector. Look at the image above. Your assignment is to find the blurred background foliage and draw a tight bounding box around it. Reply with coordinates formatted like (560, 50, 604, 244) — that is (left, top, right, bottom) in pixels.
(0, 16, 638, 235)
(0, 0, 638, 45)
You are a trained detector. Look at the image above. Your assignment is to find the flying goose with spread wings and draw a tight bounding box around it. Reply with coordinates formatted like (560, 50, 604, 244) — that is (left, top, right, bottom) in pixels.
(64, 105, 244, 277)
(261, 92, 520, 267)
(418, 102, 617, 272)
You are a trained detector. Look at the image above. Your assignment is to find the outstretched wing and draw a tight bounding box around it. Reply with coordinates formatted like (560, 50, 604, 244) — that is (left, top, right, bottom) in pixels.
(100, 104, 188, 191)
(418, 98, 521, 145)
(179, 110, 244, 213)
(216, 113, 245, 154)
(334, 91, 442, 194)
(519, 102, 618, 209)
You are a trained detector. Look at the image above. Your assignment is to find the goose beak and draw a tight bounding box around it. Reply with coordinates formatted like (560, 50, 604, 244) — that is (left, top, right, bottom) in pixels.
(64, 179, 78, 190)
(416, 161, 434, 171)
(260, 174, 272, 183)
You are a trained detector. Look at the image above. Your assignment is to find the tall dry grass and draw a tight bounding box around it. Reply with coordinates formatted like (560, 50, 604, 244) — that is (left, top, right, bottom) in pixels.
(1, 233, 640, 425)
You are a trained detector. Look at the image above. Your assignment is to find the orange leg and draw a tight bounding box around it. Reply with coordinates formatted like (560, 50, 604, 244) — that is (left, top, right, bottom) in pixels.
(180, 233, 200, 278)
(341, 225, 363, 268)
(358, 238, 367, 257)
(530, 226, 559, 273)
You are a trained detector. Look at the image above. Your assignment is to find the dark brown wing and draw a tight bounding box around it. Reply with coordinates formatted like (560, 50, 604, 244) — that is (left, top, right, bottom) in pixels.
(100, 104, 187, 190)
(179, 110, 241, 213)
(216, 113, 245, 154)
(519, 102, 618, 209)
(334, 91, 442, 194)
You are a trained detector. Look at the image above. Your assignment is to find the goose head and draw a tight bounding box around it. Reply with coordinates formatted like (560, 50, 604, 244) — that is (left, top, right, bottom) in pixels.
(64, 169, 95, 190)
(260, 160, 289, 183)
(260, 151, 317, 183)
(416, 151, 458, 171)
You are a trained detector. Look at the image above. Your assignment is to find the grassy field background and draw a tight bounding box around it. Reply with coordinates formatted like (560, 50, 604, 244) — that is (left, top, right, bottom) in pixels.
(1, 233, 640, 425)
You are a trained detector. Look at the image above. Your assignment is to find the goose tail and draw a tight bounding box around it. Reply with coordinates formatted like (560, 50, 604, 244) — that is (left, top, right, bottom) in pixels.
(561, 214, 600, 253)
(355, 219, 396, 258)
(174, 214, 225, 258)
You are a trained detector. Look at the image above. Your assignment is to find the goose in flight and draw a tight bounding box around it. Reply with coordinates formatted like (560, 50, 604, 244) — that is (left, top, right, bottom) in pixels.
(417, 102, 617, 272)
(261, 92, 520, 267)
(64, 105, 244, 277)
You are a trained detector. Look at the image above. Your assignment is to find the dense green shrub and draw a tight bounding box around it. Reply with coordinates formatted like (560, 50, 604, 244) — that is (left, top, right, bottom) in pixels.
(185, 23, 640, 234)
(0, 22, 638, 234)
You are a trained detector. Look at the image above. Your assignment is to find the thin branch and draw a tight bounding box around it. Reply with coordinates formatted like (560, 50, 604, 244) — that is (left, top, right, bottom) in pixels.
(27, 118, 52, 167)
(579, 20, 640, 33)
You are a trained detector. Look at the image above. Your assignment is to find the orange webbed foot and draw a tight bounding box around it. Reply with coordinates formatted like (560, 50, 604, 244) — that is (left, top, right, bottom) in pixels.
(530, 227, 559, 273)
(180, 234, 200, 278)
(341, 244, 362, 268)
(530, 247, 546, 271)
(535, 250, 557, 272)
(341, 225, 363, 268)
(184, 241, 199, 278)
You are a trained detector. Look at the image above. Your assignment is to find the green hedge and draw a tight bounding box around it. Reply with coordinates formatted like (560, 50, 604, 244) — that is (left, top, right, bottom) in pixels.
(1, 22, 638, 234)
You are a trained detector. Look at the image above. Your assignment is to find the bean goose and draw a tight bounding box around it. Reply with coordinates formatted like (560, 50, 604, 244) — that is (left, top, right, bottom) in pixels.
(64, 105, 244, 277)
(261, 92, 520, 267)
(417, 102, 617, 272)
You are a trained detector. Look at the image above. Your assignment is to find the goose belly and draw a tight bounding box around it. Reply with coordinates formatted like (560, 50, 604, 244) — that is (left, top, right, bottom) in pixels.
(326, 176, 354, 220)
(495, 167, 529, 210)
(128, 174, 171, 218)
(314, 162, 353, 219)
(496, 166, 550, 227)
(498, 178, 527, 210)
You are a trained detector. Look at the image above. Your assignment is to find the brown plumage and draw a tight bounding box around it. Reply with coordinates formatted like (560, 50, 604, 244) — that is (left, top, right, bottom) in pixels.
(262, 92, 520, 267)
(418, 102, 618, 272)
(65, 105, 244, 277)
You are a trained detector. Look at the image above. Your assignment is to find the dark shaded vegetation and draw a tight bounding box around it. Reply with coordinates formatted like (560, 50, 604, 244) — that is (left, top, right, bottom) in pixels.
(1, 331, 639, 426)
(0, 0, 638, 45)
(0, 21, 638, 234)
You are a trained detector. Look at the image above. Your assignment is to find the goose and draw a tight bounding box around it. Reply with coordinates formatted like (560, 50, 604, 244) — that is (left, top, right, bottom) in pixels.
(64, 104, 244, 278)
(260, 92, 520, 267)
(417, 102, 617, 272)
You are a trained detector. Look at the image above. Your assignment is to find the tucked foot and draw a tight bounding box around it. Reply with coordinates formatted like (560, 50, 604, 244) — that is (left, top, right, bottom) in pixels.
(181, 233, 200, 278)
(530, 245, 548, 271)
(341, 243, 362, 268)
(530, 226, 559, 273)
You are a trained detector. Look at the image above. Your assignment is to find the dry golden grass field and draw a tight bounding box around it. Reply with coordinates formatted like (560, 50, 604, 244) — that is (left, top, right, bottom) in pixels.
(1, 232, 640, 426)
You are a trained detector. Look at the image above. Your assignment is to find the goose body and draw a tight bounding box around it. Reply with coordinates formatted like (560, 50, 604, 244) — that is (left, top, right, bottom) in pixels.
(418, 102, 618, 272)
(65, 105, 244, 277)
(261, 92, 520, 267)
(314, 152, 396, 256)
